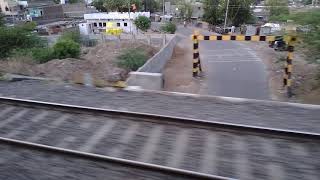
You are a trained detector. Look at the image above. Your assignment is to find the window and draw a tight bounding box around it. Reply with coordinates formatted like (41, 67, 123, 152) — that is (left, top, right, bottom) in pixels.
(198, 6, 201, 10)
(103, 23, 106, 27)
(124, 22, 127, 27)
(5, 6, 9, 11)
(93, 23, 97, 27)
(117, 22, 120, 27)
(99, 22, 102, 27)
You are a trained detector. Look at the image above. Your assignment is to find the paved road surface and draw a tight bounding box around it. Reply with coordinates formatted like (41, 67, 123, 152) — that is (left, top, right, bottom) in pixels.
(177, 26, 270, 100)
(199, 40, 270, 100)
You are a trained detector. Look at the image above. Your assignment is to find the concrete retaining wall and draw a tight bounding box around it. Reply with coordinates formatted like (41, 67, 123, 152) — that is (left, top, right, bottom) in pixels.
(126, 72, 163, 90)
(137, 34, 176, 73)
(126, 34, 178, 90)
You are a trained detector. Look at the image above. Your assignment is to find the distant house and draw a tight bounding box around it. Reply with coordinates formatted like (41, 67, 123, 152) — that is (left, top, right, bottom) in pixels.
(0, 0, 29, 24)
(26, 4, 64, 24)
(0, 0, 21, 16)
(26, 1, 96, 25)
(79, 12, 151, 35)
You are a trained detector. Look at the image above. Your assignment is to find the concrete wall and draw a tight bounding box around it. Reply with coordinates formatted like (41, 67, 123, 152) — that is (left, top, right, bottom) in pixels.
(84, 33, 167, 48)
(137, 34, 176, 73)
(126, 34, 178, 90)
(126, 72, 163, 90)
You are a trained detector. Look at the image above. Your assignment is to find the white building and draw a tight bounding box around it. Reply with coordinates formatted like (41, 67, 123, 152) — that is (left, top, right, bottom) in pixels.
(0, 0, 21, 16)
(79, 12, 151, 35)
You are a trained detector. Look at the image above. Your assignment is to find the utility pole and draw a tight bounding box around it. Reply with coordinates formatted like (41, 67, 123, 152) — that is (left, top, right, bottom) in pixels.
(128, 0, 132, 34)
(163, 0, 165, 16)
(223, 0, 230, 31)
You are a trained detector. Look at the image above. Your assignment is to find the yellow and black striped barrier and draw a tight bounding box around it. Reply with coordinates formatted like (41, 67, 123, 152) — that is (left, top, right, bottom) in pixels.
(191, 33, 297, 98)
(284, 36, 297, 98)
(192, 35, 276, 42)
(192, 31, 202, 77)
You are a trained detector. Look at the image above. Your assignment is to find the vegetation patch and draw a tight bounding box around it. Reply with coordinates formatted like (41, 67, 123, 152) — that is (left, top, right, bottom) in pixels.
(134, 16, 151, 32)
(53, 39, 81, 59)
(117, 48, 148, 71)
(161, 22, 177, 34)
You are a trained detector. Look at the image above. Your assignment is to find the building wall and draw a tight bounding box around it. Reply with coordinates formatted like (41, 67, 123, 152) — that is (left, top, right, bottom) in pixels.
(29, 5, 64, 24)
(82, 12, 150, 35)
(85, 20, 137, 34)
(0, 0, 19, 15)
(43, 5, 64, 19)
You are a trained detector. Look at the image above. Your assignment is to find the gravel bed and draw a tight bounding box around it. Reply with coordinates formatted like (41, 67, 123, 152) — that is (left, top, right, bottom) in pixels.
(0, 143, 199, 180)
(0, 80, 319, 134)
(0, 103, 319, 179)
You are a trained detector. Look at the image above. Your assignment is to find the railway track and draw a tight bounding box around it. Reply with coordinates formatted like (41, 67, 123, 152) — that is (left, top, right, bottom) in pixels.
(0, 96, 319, 180)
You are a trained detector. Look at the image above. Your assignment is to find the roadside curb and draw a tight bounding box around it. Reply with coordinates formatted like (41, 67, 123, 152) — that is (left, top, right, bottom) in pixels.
(124, 87, 320, 110)
(1, 73, 58, 82)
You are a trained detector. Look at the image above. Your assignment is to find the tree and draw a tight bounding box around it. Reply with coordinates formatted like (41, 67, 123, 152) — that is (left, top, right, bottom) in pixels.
(92, 0, 108, 11)
(203, 0, 255, 26)
(221, 0, 254, 26)
(203, 0, 223, 25)
(266, 0, 289, 18)
(289, 10, 320, 62)
(0, 26, 44, 58)
(134, 15, 151, 31)
(143, 0, 160, 13)
(177, 0, 193, 20)
(92, 0, 142, 12)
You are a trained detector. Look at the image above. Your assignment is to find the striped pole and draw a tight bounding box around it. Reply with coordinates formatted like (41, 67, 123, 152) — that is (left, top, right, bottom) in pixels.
(193, 31, 200, 77)
(286, 40, 294, 98)
(198, 57, 202, 72)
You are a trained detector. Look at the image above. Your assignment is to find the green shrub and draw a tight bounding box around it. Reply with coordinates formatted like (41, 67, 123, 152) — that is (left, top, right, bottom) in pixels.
(19, 21, 37, 32)
(32, 48, 55, 63)
(9, 48, 33, 58)
(117, 48, 148, 71)
(60, 30, 81, 43)
(161, 22, 176, 34)
(0, 26, 44, 58)
(53, 39, 80, 59)
(134, 16, 151, 32)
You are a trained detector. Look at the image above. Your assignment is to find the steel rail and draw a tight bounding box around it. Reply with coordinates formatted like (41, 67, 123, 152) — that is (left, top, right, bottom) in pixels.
(0, 96, 319, 141)
(0, 136, 234, 180)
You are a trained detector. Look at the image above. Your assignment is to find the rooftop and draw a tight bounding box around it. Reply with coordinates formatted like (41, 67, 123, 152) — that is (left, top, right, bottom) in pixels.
(84, 12, 150, 20)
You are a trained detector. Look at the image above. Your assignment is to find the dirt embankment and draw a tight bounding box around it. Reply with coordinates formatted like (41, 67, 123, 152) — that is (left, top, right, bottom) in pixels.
(163, 37, 201, 94)
(0, 41, 158, 87)
(245, 41, 320, 104)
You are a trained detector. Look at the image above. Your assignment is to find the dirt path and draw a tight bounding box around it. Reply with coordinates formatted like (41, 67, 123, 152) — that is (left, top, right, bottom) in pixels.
(163, 36, 200, 94)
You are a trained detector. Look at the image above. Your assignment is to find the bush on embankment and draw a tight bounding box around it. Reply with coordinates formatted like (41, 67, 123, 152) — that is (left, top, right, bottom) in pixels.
(117, 48, 148, 71)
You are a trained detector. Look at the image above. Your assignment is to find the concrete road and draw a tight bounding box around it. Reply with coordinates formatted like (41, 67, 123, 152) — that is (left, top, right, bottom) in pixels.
(199, 40, 270, 100)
